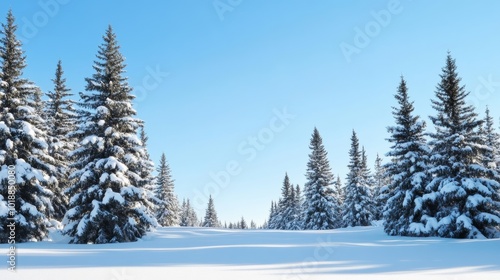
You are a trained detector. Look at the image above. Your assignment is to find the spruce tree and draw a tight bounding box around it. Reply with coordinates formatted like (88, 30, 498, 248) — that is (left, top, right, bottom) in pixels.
(384, 77, 434, 236)
(189, 203, 199, 226)
(373, 154, 389, 220)
(334, 175, 344, 206)
(427, 54, 500, 238)
(138, 126, 155, 191)
(133, 126, 157, 219)
(250, 220, 256, 229)
(240, 217, 247, 229)
(202, 195, 219, 227)
(179, 198, 198, 227)
(32, 87, 46, 120)
(155, 153, 179, 226)
(279, 181, 303, 230)
(44, 60, 77, 221)
(287, 184, 303, 230)
(260, 222, 266, 229)
(0, 10, 56, 242)
(483, 107, 500, 170)
(275, 173, 294, 229)
(267, 201, 277, 229)
(373, 155, 388, 190)
(342, 131, 375, 227)
(302, 128, 340, 230)
(361, 147, 375, 195)
(63, 26, 156, 244)
(179, 199, 188, 226)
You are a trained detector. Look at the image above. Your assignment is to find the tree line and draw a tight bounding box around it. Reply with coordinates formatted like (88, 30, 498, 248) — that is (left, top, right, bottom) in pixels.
(267, 54, 500, 239)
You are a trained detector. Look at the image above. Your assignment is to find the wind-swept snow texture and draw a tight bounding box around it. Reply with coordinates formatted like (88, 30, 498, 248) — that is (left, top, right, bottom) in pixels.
(1, 226, 499, 280)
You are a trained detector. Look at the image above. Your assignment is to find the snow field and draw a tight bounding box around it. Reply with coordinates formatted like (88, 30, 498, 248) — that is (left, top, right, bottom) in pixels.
(2, 226, 499, 280)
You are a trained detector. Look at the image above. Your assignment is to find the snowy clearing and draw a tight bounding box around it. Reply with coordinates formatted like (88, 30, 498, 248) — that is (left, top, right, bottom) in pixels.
(2, 226, 500, 280)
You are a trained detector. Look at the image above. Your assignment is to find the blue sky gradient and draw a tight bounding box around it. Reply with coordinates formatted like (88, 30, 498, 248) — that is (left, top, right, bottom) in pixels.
(2, 0, 500, 224)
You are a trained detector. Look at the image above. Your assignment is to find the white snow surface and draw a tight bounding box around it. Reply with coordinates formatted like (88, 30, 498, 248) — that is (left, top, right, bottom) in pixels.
(2, 226, 499, 279)
(20, 120, 36, 138)
(102, 188, 125, 204)
(0, 122, 8, 132)
(0, 195, 9, 217)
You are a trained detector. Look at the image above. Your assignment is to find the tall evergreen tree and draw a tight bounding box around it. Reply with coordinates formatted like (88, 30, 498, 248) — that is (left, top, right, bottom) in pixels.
(240, 217, 247, 229)
(267, 201, 277, 229)
(0, 10, 56, 242)
(135, 126, 157, 216)
(44, 60, 77, 221)
(138, 126, 155, 190)
(250, 220, 256, 229)
(334, 175, 344, 206)
(302, 128, 340, 230)
(155, 153, 179, 226)
(275, 173, 295, 229)
(383, 77, 434, 236)
(342, 131, 375, 227)
(179, 198, 198, 227)
(482, 107, 500, 170)
(179, 199, 187, 226)
(373, 154, 389, 220)
(373, 155, 388, 191)
(139, 127, 149, 157)
(202, 195, 219, 227)
(427, 54, 500, 238)
(63, 26, 156, 244)
(287, 184, 303, 230)
(361, 147, 374, 193)
(32, 87, 46, 120)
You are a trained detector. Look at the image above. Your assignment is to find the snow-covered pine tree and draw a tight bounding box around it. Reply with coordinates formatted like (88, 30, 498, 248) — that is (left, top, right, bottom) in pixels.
(32, 87, 46, 120)
(250, 220, 256, 229)
(302, 128, 340, 230)
(275, 173, 295, 230)
(179, 198, 198, 227)
(361, 147, 375, 195)
(133, 126, 158, 219)
(342, 131, 375, 227)
(0, 10, 57, 242)
(482, 107, 500, 170)
(202, 195, 219, 227)
(240, 217, 247, 229)
(286, 184, 303, 230)
(261, 221, 267, 229)
(138, 126, 156, 190)
(372, 154, 389, 220)
(278, 181, 304, 230)
(373, 155, 387, 190)
(179, 199, 187, 225)
(267, 201, 277, 229)
(284, 194, 293, 230)
(139, 127, 150, 158)
(44, 60, 77, 221)
(188, 200, 199, 226)
(334, 175, 344, 205)
(383, 77, 434, 236)
(427, 54, 500, 238)
(63, 26, 156, 244)
(155, 153, 179, 226)
(361, 147, 377, 222)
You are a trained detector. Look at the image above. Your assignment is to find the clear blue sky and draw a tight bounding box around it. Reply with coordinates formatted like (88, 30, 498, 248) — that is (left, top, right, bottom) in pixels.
(2, 0, 500, 225)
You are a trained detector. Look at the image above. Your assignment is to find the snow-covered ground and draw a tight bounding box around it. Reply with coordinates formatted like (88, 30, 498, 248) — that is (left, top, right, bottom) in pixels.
(2, 226, 500, 280)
